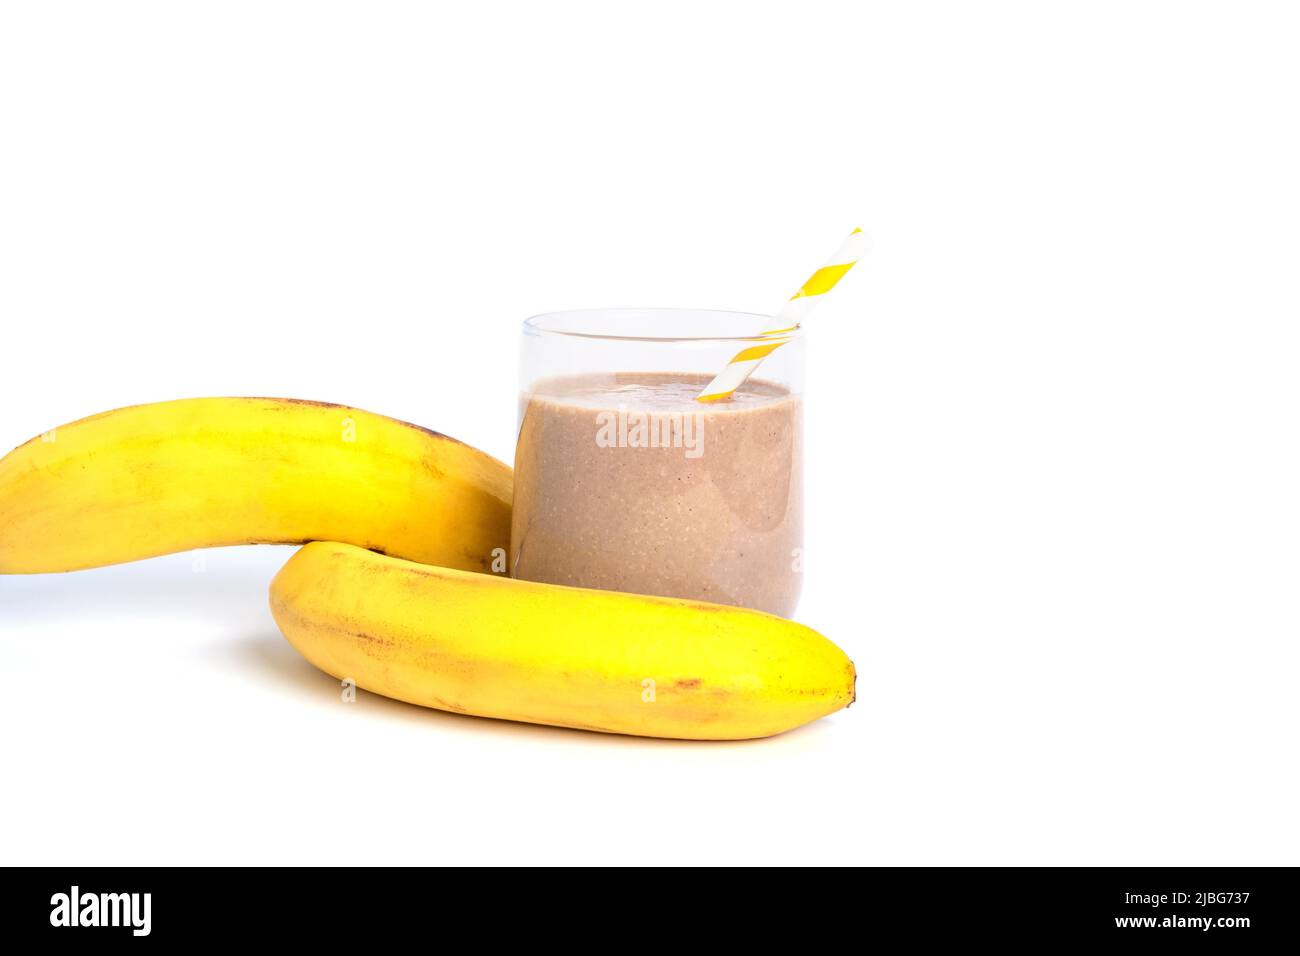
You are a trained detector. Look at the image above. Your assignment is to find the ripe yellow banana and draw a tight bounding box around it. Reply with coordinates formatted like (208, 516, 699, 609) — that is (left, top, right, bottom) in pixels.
(270, 541, 855, 740)
(0, 398, 511, 574)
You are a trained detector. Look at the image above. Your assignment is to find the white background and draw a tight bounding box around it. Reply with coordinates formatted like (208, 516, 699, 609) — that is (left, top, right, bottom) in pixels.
(1, 1, 1297, 866)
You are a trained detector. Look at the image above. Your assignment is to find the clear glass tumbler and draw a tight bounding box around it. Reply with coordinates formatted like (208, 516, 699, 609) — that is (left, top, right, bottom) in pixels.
(513, 309, 804, 617)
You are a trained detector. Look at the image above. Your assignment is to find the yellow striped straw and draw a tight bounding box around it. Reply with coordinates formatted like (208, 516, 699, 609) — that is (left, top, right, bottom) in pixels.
(697, 228, 866, 402)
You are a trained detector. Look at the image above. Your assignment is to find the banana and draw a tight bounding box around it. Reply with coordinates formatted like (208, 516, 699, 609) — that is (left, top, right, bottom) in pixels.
(0, 398, 511, 574)
(270, 541, 855, 740)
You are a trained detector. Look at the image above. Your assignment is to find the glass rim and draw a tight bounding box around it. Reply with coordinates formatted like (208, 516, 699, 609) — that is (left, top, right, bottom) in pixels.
(522, 308, 803, 344)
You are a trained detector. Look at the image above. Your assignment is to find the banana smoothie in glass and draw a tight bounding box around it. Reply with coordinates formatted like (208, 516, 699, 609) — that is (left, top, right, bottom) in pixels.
(512, 311, 804, 618)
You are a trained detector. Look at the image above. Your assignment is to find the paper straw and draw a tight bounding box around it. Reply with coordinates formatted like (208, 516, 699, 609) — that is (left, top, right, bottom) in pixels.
(697, 228, 866, 402)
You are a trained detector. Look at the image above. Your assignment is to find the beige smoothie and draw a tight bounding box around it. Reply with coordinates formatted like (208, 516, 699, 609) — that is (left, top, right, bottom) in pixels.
(511, 371, 802, 617)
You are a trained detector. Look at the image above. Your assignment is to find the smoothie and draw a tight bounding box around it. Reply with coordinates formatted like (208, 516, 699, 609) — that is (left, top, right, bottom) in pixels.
(511, 371, 802, 617)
